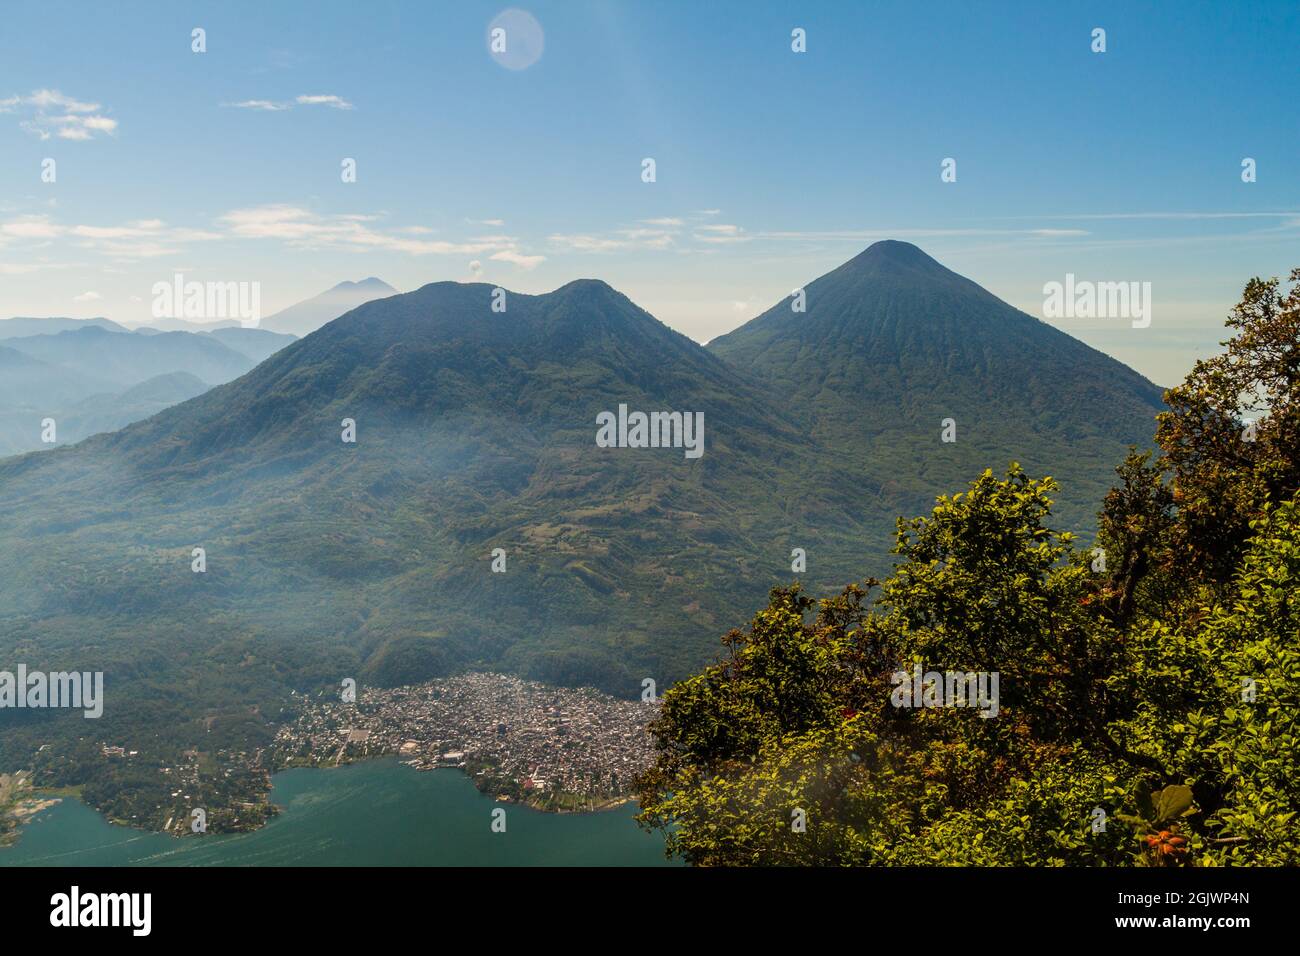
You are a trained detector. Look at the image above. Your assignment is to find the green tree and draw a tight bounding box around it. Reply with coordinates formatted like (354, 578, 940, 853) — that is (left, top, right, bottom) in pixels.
(1156, 268, 1300, 583)
(637, 269, 1300, 866)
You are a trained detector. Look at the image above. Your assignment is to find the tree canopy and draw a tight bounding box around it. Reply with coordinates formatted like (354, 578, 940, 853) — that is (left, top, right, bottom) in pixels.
(636, 267, 1300, 866)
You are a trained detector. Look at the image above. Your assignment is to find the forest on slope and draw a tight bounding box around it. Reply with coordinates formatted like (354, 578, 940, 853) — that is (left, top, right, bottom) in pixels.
(637, 267, 1300, 866)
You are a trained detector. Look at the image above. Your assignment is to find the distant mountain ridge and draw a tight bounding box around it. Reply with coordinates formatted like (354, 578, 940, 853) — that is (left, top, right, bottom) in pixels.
(0, 316, 129, 338)
(259, 277, 397, 336)
(5, 326, 254, 387)
(0, 321, 296, 456)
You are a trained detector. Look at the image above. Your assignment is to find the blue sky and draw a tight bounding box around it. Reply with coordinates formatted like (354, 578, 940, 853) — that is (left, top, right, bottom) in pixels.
(1, 0, 1297, 384)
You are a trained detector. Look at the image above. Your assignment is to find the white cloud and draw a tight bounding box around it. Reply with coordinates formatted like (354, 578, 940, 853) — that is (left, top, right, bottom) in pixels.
(73, 290, 101, 301)
(694, 223, 749, 244)
(548, 233, 632, 252)
(0, 214, 221, 260)
(80, 115, 118, 132)
(227, 100, 290, 111)
(81, 240, 181, 258)
(490, 249, 546, 270)
(296, 94, 353, 109)
(618, 228, 675, 249)
(225, 94, 354, 112)
(1, 216, 63, 239)
(757, 227, 1097, 242)
(220, 204, 538, 259)
(549, 215, 687, 254)
(3, 204, 537, 267)
(29, 90, 99, 112)
(7, 89, 118, 140)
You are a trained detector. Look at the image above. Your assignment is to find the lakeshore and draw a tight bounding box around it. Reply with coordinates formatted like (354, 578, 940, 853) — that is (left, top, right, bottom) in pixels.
(269, 672, 658, 814)
(0, 757, 674, 866)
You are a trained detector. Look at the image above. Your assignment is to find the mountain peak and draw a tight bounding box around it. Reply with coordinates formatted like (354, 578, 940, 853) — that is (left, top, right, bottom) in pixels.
(554, 278, 620, 298)
(844, 240, 947, 275)
(335, 277, 395, 292)
(261, 278, 398, 336)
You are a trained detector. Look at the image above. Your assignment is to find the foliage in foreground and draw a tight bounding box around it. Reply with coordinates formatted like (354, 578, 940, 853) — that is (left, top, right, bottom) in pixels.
(636, 268, 1300, 866)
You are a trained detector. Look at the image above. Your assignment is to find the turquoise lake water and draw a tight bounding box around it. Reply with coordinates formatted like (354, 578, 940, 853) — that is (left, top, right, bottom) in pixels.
(0, 758, 676, 866)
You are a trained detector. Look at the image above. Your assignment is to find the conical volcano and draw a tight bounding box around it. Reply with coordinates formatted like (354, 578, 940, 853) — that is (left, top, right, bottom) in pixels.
(709, 240, 1164, 526)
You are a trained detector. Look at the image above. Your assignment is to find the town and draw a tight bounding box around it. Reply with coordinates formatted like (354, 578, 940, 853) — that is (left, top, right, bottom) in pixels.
(269, 673, 659, 812)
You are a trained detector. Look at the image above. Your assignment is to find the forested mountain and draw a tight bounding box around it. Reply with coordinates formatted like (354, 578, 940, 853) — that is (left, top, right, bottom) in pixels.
(639, 265, 1300, 867)
(0, 246, 1167, 830)
(709, 240, 1165, 532)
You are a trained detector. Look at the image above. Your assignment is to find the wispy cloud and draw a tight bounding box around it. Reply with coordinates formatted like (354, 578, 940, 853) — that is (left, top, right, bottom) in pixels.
(220, 204, 540, 264)
(489, 250, 545, 270)
(549, 216, 688, 253)
(227, 100, 290, 112)
(224, 93, 354, 112)
(1, 204, 544, 267)
(4, 89, 118, 140)
(694, 223, 750, 244)
(0, 214, 220, 258)
(1, 216, 63, 239)
(548, 233, 633, 253)
(755, 227, 1094, 242)
(295, 94, 353, 109)
(0, 261, 72, 276)
(995, 211, 1300, 222)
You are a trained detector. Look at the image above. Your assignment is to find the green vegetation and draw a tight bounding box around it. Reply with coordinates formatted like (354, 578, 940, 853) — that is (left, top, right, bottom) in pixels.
(707, 240, 1164, 538)
(0, 773, 21, 846)
(0, 772, 72, 847)
(0, 244, 1164, 835)
(636, 267, 1300, 865)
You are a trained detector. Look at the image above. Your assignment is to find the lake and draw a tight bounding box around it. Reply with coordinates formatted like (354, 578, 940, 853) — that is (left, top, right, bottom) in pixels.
(0, 758, 676, 866)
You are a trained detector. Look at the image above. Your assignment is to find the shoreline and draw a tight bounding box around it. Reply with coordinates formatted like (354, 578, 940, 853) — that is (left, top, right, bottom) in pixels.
(283, 752, 639, 816)
(0, 756, 638, 851)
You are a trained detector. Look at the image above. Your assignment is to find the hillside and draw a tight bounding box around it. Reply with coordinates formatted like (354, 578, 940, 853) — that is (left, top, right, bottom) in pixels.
(0, 326, 295, 456)
(708, 240, 1165, 534)
(0, 248, 1165, 826)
